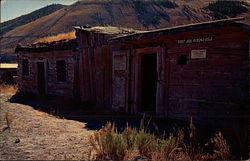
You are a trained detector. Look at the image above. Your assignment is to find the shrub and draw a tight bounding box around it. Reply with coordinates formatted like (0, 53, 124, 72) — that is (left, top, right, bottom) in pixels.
(204, 1, 249, 19)
(35, 31, 76, 43)
(0, 83, 18, 94)
(89, 121, 232, 161)
(132, 0, 177, 27)
(209, 131, 231, 160)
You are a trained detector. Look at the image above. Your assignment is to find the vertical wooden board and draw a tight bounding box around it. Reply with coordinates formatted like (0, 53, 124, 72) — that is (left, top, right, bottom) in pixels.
(112, 50, 130, 111)
(130, 49, 136, 113)
(156, 46, 166, 116)
(112, 76, 126, 109)
(102, 45, 110, 106)
(84, 48, 91, 100)
(134, 54, 141, 113)
(96, 46, 104, 106)
(125, 50, 130, 112)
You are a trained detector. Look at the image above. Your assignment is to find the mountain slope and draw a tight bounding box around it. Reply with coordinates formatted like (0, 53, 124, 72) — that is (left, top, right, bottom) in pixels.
(1, 0, 249, 61)
(0, 4, 64, 35)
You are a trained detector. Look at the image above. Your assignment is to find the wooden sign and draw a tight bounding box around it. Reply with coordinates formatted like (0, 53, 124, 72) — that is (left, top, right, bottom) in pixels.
(178, 36, 213, 44)
(191, 49, 206, 59)
(113, 55, 126, 70)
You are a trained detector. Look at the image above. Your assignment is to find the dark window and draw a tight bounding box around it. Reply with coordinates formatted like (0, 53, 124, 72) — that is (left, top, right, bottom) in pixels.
(56, 60, 66, 82)
(177, 55, 187, 65)
(22, 59, 29, 76)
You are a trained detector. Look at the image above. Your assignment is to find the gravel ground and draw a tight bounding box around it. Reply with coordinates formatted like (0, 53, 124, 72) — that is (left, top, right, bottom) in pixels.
(0, 93, 94, 160)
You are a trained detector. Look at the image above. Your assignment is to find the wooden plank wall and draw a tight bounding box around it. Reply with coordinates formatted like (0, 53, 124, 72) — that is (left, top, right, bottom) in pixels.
(111, 25, 249, 120)
(77, 31, 112, 107)
(165, 26, 249, 120)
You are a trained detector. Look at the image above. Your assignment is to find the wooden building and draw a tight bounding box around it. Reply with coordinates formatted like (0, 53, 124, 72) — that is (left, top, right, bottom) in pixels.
(15, 39, 77, 97)
(109, 18, 250, 119)
(16, 18, 249, 120)
(74, 26, 142, 107)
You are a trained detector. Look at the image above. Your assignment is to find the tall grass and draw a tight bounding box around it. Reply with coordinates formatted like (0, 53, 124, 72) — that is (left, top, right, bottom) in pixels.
(0, 84, 18, 94)
(89, 120, 231, 161)
(35, 31, 76, 43)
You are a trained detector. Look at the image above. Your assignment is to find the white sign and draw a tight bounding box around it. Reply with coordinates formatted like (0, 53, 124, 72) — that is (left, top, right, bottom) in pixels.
(177, 36, 213, 44)
(191, 49, 206, 59)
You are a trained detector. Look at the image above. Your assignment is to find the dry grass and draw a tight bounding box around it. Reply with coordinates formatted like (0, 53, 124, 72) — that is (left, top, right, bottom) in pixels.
(0, 84, 18, 94)
(89, 120, 231, 161)
(35, 31, 76, 43)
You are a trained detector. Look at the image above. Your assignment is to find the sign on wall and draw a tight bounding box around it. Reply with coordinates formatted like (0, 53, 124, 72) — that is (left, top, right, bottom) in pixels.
(191, 49, 206, 59)
(177, 36, 213, 44)
(113, 55, 127, 70)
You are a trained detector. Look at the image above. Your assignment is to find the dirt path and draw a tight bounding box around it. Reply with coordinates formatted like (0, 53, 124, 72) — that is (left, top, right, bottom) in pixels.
(0, 93, 93, 160)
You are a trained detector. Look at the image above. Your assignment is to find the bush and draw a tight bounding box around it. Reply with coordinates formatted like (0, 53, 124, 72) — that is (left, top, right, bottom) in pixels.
(132, 0, 177, 27)
(0, 83, 18, 94)
(89, 120, 231, 161)
(204, 1, 249, 19)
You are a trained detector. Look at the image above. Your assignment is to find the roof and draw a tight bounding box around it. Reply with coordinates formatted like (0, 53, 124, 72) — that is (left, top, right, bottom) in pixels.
(35, 31, 76, 43)
(74, 26, 145, 37)
(110, 17, 249, 43)
(15, 38, 77, 53)
(0, 63, 18, 69)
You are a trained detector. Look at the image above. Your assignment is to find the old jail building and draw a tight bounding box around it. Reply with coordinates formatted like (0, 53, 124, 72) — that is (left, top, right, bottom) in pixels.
(16, 18, 250, 120)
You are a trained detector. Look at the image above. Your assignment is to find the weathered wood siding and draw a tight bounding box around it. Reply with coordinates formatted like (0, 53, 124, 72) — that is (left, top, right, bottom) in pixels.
(76, 30, 112, 107)
(165, 26, 249, 119)
(111, 25, 249, 120)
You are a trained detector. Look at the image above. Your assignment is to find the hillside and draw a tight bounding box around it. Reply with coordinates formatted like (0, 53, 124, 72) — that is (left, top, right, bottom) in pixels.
(0, 0, 249, 62)
(0, 4, 64, 35)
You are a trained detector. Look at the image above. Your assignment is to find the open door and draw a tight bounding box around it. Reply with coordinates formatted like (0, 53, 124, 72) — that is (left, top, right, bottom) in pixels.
(141, 53, 157, 113)
(37, 62, 46, 95)
(112, 50, 130, 112)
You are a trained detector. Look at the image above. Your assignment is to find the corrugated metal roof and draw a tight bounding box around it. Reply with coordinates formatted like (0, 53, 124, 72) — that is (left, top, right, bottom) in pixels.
(0, 63, 18, 69)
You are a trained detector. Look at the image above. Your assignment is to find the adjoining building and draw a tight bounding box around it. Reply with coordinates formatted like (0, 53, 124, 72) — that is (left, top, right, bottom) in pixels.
(15, 39, 77, 97)
(109, 17, 250, 119)
(0, 63, 18, 83)
(16, 18, 249, 120)
(74, 26, 143, 107)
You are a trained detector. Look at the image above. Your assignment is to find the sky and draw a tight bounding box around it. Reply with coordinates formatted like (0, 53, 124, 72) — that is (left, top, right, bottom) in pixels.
(1, 0, 78, 22)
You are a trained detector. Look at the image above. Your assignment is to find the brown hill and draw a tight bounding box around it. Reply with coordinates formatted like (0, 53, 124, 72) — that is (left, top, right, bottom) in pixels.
(1, 0, 249, 60)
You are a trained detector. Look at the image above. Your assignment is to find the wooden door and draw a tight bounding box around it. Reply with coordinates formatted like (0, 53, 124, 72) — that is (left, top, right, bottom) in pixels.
(112, 50, 130, 112)
(37, 62, 46, 95)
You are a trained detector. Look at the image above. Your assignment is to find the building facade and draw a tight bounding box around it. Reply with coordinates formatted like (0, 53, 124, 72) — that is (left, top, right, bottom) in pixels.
(74, 26, 141, 107)
(16, 18, 249, 120)
(110, 18, 250, 119)
(16, 39, 77, 97)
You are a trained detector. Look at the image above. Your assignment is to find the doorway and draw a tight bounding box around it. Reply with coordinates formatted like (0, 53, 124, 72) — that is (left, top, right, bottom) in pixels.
(37, 62, 46, 95)
(141, 53, 157, 112)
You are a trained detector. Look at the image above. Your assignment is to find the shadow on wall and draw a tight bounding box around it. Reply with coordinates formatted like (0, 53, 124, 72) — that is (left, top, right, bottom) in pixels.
(9, 92, 250, 159)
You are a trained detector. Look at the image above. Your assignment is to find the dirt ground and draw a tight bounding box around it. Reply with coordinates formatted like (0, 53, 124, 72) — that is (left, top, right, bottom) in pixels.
(0, 93, 94, 160)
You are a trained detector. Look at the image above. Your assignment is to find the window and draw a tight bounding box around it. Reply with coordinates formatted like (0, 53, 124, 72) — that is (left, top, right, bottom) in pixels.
(56, 60, 66, 82)
(22, 59, 29, 76)
(177, 55, 187, 65)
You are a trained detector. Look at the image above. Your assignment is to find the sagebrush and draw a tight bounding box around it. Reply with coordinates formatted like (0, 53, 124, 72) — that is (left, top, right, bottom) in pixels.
(0, 84, 18, 94)
(89, 121, 231, 161)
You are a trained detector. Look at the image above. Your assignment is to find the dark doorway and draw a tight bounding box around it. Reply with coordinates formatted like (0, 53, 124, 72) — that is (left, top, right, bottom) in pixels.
(141, 53, 157, 112)
(37, 62, 46, 95)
